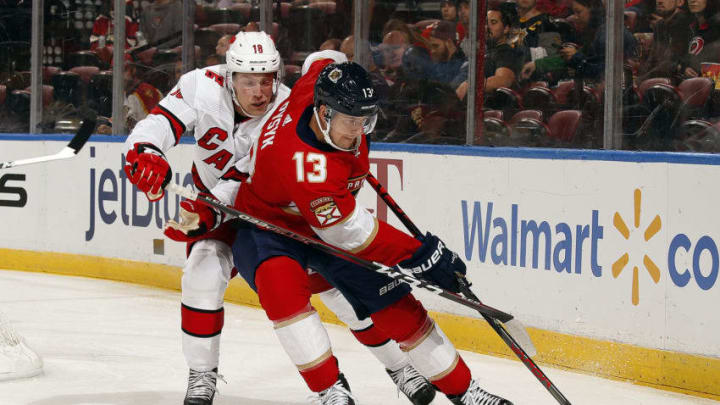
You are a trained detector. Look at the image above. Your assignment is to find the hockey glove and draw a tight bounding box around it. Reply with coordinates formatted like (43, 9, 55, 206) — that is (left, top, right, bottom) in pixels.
(123, 142, 172, 202)
(397, 232, 467, 293)
(164, 196, 224, 242)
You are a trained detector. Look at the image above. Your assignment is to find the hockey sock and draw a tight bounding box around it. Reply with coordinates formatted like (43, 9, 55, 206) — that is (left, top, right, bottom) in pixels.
(319, 288, 409, 372)
(256, 256, 339, 392)
(430, 355, 471, 396)
(371, 294, 470, 394)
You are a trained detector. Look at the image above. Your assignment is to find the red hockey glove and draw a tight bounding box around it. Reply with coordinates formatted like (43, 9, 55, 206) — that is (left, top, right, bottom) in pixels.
(163, 196, 224, 242)
(396, 232, 467, 293)
(123, 143, 171, 202)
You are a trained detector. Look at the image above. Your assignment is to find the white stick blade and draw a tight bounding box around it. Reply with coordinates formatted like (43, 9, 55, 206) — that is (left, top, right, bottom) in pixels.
(502, 318, 538, 357)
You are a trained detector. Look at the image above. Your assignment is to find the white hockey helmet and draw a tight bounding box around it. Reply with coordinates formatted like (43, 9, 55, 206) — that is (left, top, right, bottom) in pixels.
(225, 31, 283, 116)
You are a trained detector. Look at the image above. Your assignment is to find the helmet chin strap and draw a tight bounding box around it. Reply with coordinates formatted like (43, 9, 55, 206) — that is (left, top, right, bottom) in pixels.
(313, 107, 360, 153)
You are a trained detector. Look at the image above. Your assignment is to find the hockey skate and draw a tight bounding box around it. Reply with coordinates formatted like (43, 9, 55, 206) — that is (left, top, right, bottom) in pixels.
(448, 379, 513, 405)
(387, 364, 436, 405)
(184, 368, 224, 405)
(314, 373, 356, 405)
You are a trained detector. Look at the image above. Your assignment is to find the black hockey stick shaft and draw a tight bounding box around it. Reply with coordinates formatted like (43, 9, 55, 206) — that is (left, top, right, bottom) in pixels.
(365, 173, 572, 405)
(166, 184, 514, 323)
(0, 110, 96, 170)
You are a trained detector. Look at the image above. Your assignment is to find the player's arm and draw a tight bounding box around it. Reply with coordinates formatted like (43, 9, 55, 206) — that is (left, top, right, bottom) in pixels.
(296, 184, 465, 292)
(123, 71, 199, 201)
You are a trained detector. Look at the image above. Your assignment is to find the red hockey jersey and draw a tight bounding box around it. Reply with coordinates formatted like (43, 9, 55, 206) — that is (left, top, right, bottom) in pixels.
(235, 57, 420, 266)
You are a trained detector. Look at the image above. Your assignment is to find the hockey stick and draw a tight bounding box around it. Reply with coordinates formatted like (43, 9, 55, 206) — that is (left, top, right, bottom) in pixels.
(365, 173, 572, 405)
(166, 183, 515, 323)
(0, 110, 97, 170)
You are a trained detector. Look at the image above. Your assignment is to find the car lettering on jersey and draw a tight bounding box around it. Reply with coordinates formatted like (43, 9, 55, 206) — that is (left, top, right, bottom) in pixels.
(198, 127, 228, 151)
(260, 100, 290, 150)
(310, 196, 343, 226)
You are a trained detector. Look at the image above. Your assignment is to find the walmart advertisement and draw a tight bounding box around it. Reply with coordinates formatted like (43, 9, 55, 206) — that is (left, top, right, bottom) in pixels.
(1, 136, 719, 360)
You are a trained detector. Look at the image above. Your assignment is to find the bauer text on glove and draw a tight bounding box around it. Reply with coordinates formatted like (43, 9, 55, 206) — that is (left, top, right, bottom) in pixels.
(396, 232, 467, 293)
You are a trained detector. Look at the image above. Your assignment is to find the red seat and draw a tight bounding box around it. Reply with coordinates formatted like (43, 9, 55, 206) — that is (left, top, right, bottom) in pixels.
(308, 1, 336, 14)
(547, 110, 582, 141)
(208, 23, 242, 35)
(523, 85, 555, 110)
(0, 84, 6, 106)
(552, 81, 575, 105)
(69, 66, 100, 84)
(484, 110, 503, 120)
(510, 109, 544, 124)
(65, 50, 104, 70)
(638, 77, 672, 101)
(485, 87, 523, 110)
(43, 66, 61, 85)
(231, 3, 252, 19)
(274, 1, 291, 19)
(678, 77, 714, 108)
(24, 85, 54, 107)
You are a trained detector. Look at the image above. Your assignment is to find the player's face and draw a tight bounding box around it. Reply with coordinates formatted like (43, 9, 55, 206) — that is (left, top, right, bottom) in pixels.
(329, 111, 369, 149)
(233, 72, 275, 116)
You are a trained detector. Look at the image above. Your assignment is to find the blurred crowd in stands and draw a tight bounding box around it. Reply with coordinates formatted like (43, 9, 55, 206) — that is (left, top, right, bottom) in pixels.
(1, 0, 720, 152)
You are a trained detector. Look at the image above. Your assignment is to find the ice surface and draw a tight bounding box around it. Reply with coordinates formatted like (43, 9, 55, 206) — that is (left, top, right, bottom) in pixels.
(0, 269, 716, 405)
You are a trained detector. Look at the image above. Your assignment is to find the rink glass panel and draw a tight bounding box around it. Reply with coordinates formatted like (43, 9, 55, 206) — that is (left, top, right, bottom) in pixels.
(25, 0, 717, 151)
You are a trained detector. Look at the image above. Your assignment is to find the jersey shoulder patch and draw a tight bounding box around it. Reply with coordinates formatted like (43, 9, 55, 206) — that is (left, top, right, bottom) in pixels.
(310, 196, 343, 227)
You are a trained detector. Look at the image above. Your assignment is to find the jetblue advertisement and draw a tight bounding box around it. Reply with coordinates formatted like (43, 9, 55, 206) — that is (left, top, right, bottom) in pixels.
(1, 139, 719, 359)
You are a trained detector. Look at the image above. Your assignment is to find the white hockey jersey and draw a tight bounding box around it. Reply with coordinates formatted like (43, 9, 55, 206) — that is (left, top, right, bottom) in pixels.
(124, 64, 291, 195)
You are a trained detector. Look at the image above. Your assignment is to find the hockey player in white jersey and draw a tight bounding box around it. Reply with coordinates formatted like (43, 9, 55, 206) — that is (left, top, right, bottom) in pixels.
(125, 33, 435, 405)
(124, 31, 289, 405)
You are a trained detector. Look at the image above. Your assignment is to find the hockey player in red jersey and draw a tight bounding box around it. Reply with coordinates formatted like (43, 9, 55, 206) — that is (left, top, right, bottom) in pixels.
(224, 51, 513, 404)
(125, 33, 436, 404)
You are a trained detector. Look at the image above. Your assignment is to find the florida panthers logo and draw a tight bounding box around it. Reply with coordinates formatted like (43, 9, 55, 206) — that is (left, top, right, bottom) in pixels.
(689, 36, 705, 56)
(310, 196, 343, 226)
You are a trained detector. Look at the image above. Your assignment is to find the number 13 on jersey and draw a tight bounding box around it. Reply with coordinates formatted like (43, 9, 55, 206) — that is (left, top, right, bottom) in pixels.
(293, 152, 327, 183)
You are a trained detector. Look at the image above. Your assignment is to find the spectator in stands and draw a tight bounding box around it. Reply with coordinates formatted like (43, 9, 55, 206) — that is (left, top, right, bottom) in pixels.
(319, 38, 342, 51)
(0, 90, 29, 133)
(245, 21, 260, 32)
(441, 0, 459, 22)
(475, 1, 527, 98)
(140, 0, 183, 49)
(638, 0, 692, 81)
(205, 53, 222, 66)
(517, 0, 562, 60)
(90, 1, 140, 52)
(682, 0, 720, 78)
(215, 34, 231, 57)
(382, 18, 428, 51)
(379, 30, 410, 86)
(339, 35, 355, 60)
(457, 0, 471, 54)
(423, 20, 468, 90)
(124, 55, 163, 130)
(521, 0, 637, 82)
